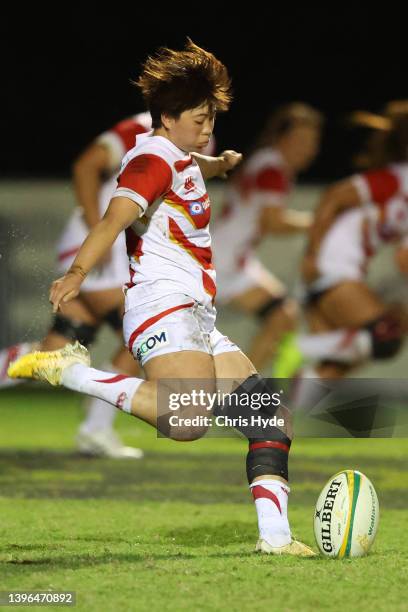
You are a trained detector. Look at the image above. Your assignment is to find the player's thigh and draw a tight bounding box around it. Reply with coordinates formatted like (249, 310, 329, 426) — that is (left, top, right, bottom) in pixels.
(144, 350, 215, 381)
(111, 333, 142, 376)
(80, 288, 125, 319)
(305, 304, 337, 333)
(229, 284, 285, 314)
(213, 350, 257, 382)
(316, 281, 386, 328)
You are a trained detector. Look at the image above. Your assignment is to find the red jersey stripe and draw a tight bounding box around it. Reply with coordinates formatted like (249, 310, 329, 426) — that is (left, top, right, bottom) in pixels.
(168, 218, 213, 269)
(58, 246, 81, 261)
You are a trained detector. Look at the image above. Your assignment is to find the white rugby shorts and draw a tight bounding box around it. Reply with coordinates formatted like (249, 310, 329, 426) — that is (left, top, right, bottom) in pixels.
(123, 293, 240, 366)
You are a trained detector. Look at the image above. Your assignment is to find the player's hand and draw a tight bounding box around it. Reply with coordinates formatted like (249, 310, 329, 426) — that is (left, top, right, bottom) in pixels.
(301, 253, 319, 283)
(49, 269, 85, 313)
(218, 150, 243, 178)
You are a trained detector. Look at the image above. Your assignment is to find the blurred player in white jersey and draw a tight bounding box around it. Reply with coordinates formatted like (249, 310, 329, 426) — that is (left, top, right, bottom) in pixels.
(276, 101, 408, 380)
(9, 40, 315, 556)
(212, 104, 322, 372)
(0, 114, 154, 457)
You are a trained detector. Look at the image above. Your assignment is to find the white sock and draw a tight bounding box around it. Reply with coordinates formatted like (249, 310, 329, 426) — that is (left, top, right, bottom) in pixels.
(298, 329, 371, 363)
(79, 361, 120, 434)
(250, 479, 291, 547)
(62, 364, 143, 415)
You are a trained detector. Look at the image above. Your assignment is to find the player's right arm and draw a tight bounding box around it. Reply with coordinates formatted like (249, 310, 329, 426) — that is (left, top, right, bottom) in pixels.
(49, 198, 142, 312)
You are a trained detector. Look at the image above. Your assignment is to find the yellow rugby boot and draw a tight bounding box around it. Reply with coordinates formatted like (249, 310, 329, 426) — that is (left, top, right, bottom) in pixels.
(7, 341, 90, 386)
(255, 538, 317, 557)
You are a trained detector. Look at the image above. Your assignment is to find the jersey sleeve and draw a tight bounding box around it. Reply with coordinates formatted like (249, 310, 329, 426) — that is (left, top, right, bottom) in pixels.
(113, 154, 173, 214)
(254, 167, 290, 206)
(96, 118, 149, 170)
(352, 168, 400, 207)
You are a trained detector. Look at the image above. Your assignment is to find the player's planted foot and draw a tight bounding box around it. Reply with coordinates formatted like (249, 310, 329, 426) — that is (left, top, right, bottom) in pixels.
(255, 538, 316, 557)
(7, 341, 90, 386)
(76, 429, 144, 459)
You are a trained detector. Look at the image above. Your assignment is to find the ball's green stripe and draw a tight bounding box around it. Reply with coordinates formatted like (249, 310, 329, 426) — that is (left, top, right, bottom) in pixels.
(345, 471, 361, 556)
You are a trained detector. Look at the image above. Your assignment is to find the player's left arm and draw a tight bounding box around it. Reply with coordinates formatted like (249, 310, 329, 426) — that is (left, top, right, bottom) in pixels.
(259, 205, 312, 234)
(192, 150, 242, 179)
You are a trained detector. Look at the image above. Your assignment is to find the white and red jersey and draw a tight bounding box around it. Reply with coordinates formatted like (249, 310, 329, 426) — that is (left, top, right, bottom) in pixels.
(113, 132, 216, 310)
(314, 163, 408, 289)
(56, 113, 152, 286)
(95, 112, 153, 214)
(352, 164, 408, 256)
(212, 148, 291, 273)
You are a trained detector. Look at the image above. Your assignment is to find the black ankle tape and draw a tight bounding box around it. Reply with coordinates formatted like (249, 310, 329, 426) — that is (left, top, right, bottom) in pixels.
(246, 436, 291, 484)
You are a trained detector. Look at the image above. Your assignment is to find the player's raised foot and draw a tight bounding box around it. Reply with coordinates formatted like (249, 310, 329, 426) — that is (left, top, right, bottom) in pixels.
(272, 332, 305, 379)
(255, 538, 317, 557)
(7, 341, 90, 386)
(76, 429, 144, 459)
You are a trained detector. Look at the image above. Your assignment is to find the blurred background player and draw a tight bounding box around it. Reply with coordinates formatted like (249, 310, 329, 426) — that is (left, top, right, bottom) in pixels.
(0, 113, 154, 457)
(212, 103, 322, 373)
(0, 111, 216, 457)
(275, 101, 408, 381)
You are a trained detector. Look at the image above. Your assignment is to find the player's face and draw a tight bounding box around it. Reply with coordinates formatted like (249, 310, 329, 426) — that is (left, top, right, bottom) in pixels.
(284, 125, 321, 171)
(163, 104, 215, 152)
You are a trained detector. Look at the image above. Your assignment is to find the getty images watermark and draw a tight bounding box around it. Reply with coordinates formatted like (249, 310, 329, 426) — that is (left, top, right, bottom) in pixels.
(156, 378, 289, 439)
(167, 388, 284, 429)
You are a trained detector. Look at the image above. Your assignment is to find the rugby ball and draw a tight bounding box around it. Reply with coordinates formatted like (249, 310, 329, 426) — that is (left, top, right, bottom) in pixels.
(313, 470, 379, 558)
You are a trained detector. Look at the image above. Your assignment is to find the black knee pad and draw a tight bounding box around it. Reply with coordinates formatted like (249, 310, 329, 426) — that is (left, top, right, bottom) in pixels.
(104, 308, 123, 332)
(255, 296, 286, 320)
(50, 314, 98, 347)
(364, 314, 403, 359)
(214, 374, 292, 484)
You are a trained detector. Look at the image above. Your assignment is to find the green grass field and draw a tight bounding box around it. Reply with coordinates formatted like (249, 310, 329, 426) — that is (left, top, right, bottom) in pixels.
(0, 387, 407, 611)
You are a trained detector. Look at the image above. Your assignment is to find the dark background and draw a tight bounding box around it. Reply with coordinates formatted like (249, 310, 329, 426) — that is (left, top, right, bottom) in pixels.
(4, 6, 407, 181)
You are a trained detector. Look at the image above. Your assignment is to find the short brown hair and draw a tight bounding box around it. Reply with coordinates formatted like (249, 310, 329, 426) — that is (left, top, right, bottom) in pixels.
(258, 103, 324, 147)
(353, 100, 408, 168)
(135, 39, 232, 128)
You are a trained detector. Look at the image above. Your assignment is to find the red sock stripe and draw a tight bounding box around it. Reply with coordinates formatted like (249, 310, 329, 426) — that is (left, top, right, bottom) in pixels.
(128, 302, 194, 352)
(93, 374, 131, 384)
(251, 485, 282, 514)
(249, 441, 290, 453)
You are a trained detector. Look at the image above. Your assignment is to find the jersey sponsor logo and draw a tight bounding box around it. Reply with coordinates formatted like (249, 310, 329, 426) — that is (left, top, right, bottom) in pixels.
(189, 201, 204, 215)
(136, 328, 169, 361)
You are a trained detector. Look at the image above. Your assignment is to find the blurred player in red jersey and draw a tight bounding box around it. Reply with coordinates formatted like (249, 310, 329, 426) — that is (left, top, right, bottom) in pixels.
(212, 104, 322, 372)
(0, 113, 151, 457)
(276, 101, 408, 381)
(0, 111, 215, 457)
(0, 111, 215, 458)
(9, 40, 315, 556)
